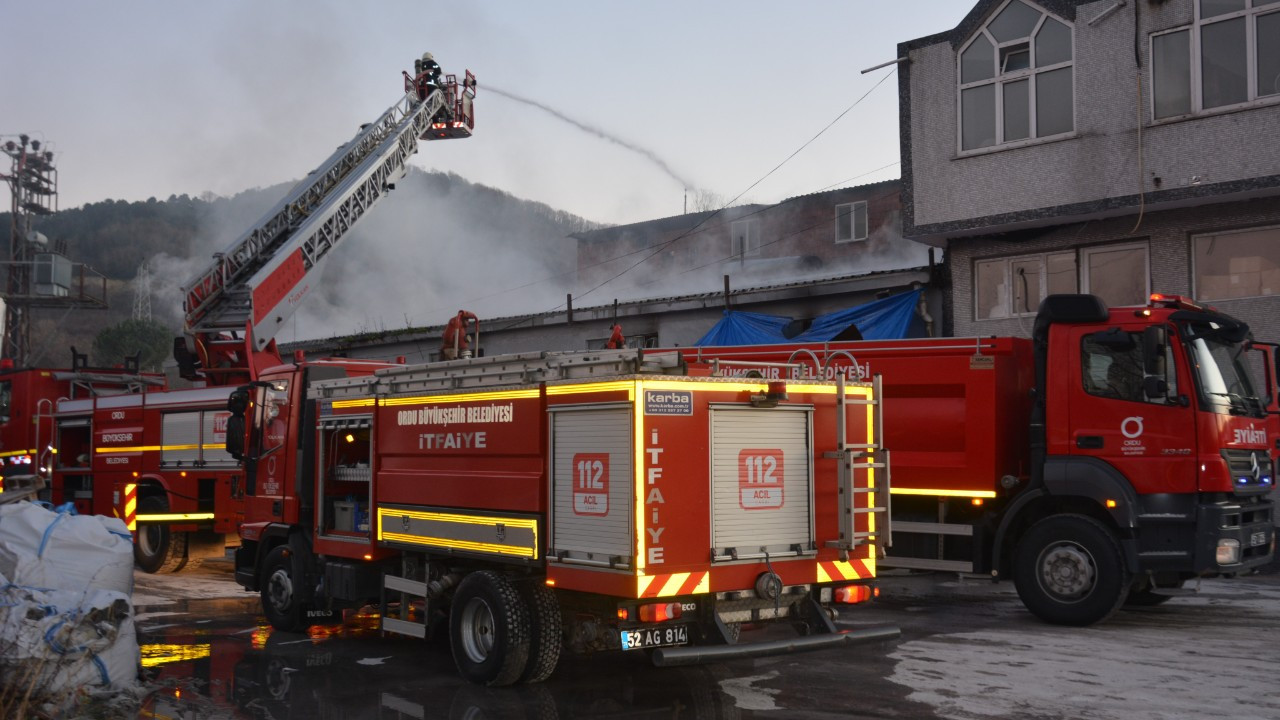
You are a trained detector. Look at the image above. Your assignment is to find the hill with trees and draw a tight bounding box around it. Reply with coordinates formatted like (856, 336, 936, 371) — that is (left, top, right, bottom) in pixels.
(2, 169, 602, 370)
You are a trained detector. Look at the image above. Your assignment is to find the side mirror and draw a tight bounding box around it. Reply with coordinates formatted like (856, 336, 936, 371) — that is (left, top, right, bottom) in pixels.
(226, 386, 251, 461)
(1141, 326, 1167, 376)
(226, 415, 246, 461)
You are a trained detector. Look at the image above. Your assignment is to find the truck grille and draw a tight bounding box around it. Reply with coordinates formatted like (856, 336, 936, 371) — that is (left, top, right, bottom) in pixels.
(1221, 449, 1274, 494)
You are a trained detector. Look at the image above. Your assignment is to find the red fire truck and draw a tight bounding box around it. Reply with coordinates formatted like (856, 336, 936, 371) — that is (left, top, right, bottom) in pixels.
(49, 59, 478, 572)
(675, 293, 1276, 625)
(0, 351, 161, 498)
(228, 348, 896, 685)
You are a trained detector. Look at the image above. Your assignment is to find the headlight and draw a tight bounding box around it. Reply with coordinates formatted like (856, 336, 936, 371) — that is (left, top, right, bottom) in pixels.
(1216, 538, 1241, 565)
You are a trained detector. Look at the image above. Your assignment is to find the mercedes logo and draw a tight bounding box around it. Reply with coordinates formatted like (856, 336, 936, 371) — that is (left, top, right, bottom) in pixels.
(1250, 452, 1261, 482)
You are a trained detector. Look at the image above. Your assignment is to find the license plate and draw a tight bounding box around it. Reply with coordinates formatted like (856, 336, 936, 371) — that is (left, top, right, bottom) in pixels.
(620, 624, 688, 650)
(1250, 531, 1269, 547)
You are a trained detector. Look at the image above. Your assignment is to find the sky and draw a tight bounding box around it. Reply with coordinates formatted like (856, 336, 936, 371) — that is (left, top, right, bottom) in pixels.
(2, 1, 969, 228)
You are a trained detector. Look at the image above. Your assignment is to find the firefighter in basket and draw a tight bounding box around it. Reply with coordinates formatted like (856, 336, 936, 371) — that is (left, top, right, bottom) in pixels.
(413, 51, 443, 100)
(605, 322, 626, 349)
(442, 309, 478, 360)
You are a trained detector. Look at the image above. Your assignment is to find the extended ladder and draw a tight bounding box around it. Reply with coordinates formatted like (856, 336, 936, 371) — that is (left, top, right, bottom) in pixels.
(182, 77, 473, 354)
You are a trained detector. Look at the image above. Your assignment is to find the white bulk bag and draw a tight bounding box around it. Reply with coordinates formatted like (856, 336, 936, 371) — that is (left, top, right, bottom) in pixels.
(0, 501, 133, 596)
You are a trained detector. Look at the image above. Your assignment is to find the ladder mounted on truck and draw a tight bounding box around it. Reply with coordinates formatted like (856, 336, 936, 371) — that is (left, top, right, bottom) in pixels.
(315, 349, 688, 401)
(178, 62, 476, 385)
(825, 373, 892, 559)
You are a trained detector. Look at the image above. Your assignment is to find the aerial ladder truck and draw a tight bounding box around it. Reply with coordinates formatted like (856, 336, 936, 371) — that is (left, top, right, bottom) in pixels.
(51, 58, 477, 572)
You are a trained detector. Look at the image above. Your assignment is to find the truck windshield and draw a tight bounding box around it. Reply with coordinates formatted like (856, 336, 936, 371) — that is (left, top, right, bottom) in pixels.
(1184, 324, 1264, 417)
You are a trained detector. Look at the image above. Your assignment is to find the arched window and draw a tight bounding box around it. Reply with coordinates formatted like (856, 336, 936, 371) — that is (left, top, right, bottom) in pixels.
(958, 0, 1074, 151)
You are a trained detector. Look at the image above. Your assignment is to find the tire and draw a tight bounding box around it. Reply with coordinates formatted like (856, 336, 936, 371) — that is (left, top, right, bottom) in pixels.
(1014, 514, 1130, 626)
(261, 545, 308, 633)
(134, 494, 189, 574)
(449, 571, 530, 687)
(517, 581, 562, 684)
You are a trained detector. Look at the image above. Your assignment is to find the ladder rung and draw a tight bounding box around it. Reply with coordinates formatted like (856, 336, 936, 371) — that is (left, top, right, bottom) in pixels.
(850, 506, 887, 514)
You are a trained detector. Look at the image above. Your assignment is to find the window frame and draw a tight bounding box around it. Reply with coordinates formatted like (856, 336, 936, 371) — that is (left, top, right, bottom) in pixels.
(956, 0, 1077, 153)
(1191, 222, 1280, 301)
(973, 249, 1078, 320)
(834, 201, 869, 244)
(1149, 1, 1280, 122)
(1079, 242, 1151, 306)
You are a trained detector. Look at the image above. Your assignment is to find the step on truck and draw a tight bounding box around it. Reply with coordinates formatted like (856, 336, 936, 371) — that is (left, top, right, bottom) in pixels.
(49, 56, 476, 572)
(229, 348, 899, 685)
(677, 293, 1276, 625)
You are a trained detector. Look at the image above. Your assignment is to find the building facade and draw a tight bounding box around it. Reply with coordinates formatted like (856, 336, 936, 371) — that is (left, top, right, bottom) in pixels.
(898, 0, 1280, 340)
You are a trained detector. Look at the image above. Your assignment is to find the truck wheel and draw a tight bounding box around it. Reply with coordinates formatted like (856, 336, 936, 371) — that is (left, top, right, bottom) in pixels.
(261, 545, 308, 633)
(449, 571, 530, 686)
(517, 581, 562, 684)
(134, 495, 189, 574)
(1014, 514, 1129, 626)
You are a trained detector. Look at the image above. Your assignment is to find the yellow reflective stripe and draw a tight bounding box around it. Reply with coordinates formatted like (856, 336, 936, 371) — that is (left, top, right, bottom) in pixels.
(0, 449, 37, 458)
(96, 443, 226, 454)
(332, 398, 376, 408)
(636, 575, 657, 596)
(634, 389, 646, 572)
(379, 531, 536, 558)
(135, 513, 215, 522)
(891, 488, 997, 498)
(657, 573, 690, 597)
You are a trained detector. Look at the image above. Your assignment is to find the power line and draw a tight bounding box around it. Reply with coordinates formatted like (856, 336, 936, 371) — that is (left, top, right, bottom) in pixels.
(420, 68, 901, 324)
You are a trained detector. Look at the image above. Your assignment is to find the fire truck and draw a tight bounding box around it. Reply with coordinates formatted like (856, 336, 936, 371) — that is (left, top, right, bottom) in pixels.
(50, 59, 478, 572)
(675, 292, 1277, 626)
(0, 351, 161, 498)
(228, 347, 897, 685)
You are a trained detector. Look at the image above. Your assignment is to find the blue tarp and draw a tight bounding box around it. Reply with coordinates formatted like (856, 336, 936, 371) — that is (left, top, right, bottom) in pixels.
(694, 289, 921, 346)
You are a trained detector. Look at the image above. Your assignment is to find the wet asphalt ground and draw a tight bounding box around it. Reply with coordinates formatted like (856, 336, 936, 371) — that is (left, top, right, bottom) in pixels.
(126, 557, 1280, 720)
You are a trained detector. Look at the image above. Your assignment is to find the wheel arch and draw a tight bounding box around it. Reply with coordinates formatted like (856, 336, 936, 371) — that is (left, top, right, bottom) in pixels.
(992, 456, 1141, 577)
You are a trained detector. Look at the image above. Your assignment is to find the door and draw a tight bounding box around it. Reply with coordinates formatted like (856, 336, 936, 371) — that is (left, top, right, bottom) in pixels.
(1066, 324, 1197, 495)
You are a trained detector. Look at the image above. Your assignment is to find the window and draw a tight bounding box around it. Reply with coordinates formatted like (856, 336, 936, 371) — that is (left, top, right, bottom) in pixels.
(834, 202, 868, 243)
(1080, 331, 1175, 404)
(1193, 224, 1280, 299)
(0, 381, 9, 424)
(731, 219, 762, 258)
(1150, 0, 1280, 120)
(974, 251, 1077, 319)
(1080, 243, 1150, 307)
(959, 0, 1074, 150)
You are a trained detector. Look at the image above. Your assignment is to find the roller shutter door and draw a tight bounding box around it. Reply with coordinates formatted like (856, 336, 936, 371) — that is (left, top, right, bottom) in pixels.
(711, 407, 812, 560)
(161, 412, 200, 465)
(551, 407, 633, 567)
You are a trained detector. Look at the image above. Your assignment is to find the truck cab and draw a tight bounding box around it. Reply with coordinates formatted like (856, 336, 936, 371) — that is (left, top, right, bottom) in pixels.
(1016, 294, 1274, 621)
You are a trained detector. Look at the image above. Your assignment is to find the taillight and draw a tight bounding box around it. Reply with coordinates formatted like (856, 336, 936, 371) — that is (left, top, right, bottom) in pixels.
(638, 602, 682, 622)
(834, 585, 873, 604)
